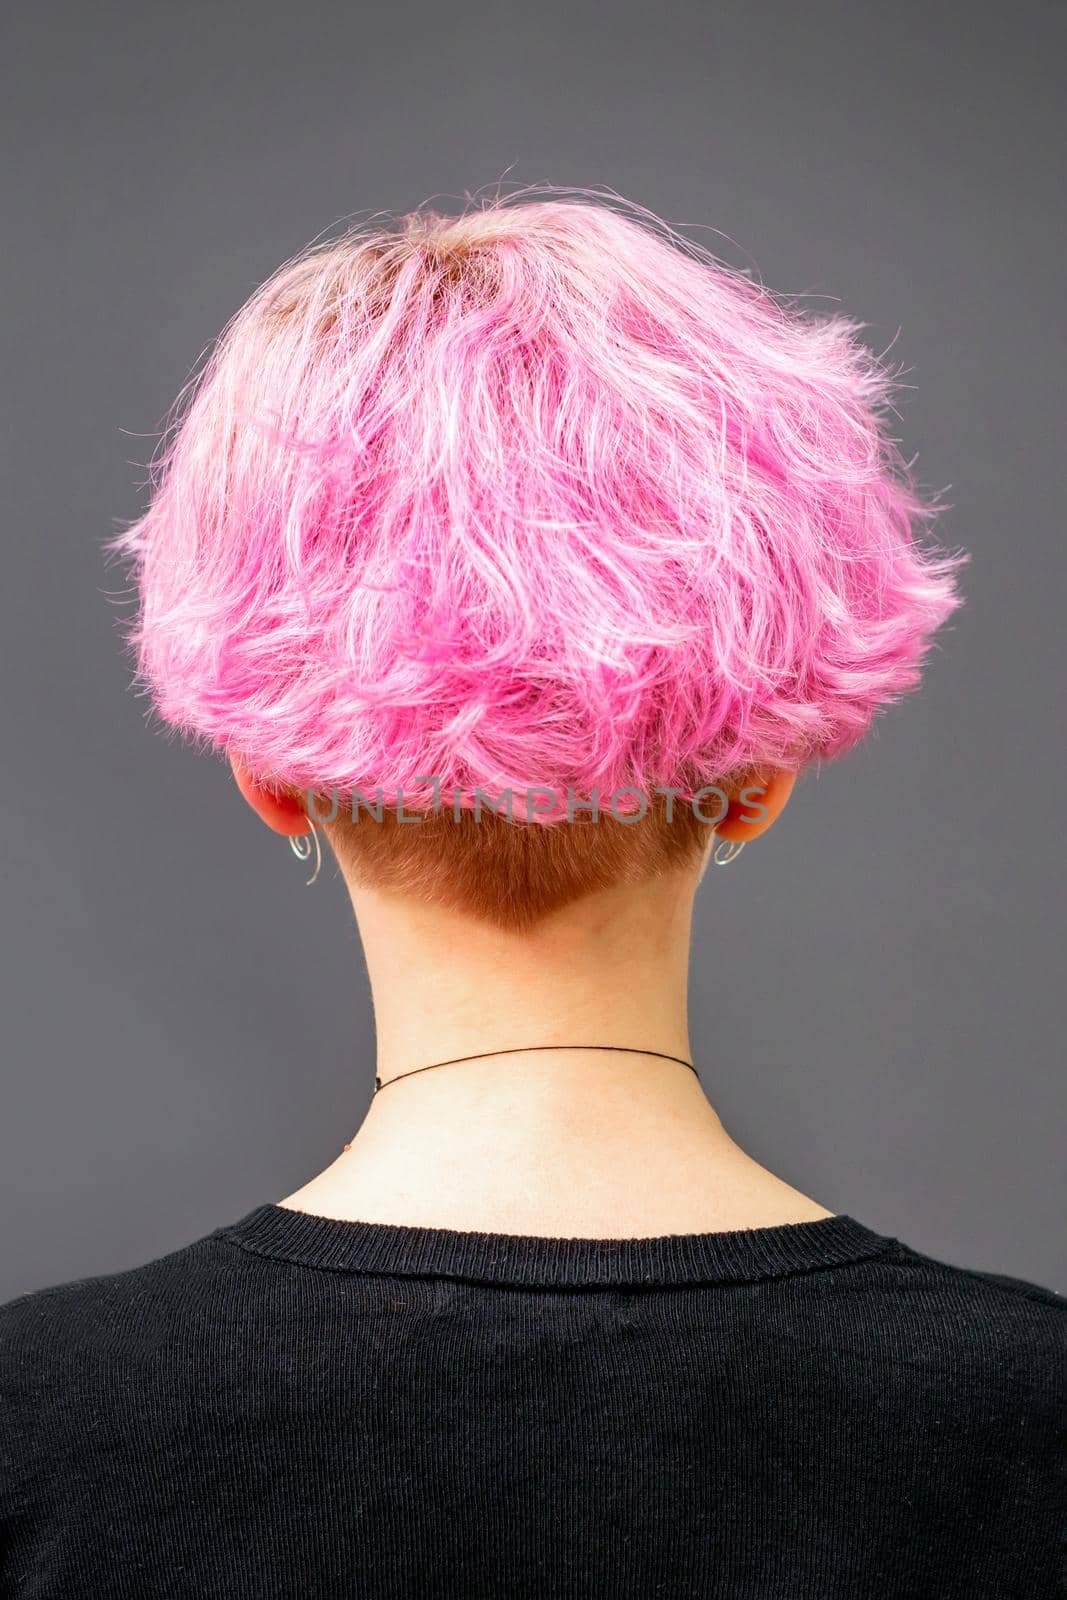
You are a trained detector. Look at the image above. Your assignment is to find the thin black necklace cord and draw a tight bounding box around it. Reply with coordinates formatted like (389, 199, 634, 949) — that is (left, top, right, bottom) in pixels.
(372, 1045, 699, 1094)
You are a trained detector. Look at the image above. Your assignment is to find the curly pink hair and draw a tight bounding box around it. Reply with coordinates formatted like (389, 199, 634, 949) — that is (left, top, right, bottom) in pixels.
(110, 188, 964, 816)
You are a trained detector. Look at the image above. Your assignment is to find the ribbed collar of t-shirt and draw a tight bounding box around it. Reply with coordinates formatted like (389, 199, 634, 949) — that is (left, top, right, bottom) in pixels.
(220, 1204, 897, 1290)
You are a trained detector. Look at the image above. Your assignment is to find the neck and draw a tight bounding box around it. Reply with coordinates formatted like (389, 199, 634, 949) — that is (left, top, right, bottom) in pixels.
(280, 870, 832, 1236)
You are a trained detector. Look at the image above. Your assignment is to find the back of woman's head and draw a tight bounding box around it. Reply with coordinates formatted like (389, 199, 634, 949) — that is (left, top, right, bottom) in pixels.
(111, 187, 964, 928)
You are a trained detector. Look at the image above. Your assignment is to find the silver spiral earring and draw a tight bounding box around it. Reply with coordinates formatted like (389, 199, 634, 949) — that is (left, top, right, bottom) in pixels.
(289, 822, 322, 885)
(712, 836, 745, 866)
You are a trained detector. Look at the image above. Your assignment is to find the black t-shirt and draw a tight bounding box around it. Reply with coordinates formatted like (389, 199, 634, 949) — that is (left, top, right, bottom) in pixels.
(1, 1204, 1064, 1598)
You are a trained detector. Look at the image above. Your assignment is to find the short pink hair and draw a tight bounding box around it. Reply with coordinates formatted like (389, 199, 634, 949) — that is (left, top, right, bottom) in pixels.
(110, 189, 964, 812)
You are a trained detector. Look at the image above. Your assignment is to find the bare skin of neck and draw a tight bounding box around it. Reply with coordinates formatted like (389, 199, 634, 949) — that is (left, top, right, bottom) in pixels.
(280, 851, 832, 1238)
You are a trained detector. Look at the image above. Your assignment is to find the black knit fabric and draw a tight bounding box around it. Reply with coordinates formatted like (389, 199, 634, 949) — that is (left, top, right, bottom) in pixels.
(1, 1204, 1064, 1598)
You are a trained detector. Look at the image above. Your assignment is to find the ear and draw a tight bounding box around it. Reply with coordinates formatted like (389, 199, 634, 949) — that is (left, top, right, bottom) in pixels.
(229, 756, 310, 837)
(712, 767, 798, 845)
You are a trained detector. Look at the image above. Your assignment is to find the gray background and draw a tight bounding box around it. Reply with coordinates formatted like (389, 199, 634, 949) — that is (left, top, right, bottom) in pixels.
(2, 0, 1063, 1302)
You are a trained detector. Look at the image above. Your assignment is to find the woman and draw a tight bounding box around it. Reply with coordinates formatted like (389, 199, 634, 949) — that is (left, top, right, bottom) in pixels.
(1, 191, 1062, 1597)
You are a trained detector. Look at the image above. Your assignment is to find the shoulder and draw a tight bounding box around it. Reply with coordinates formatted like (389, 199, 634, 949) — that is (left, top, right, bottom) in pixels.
(841, 1236, 1067, 1417)
(0, 1227, 236, 1335)
(875, 1236, 1067, 1328)
(0, 1228, 241, 1411)
(0, 1228, 244, 1520)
